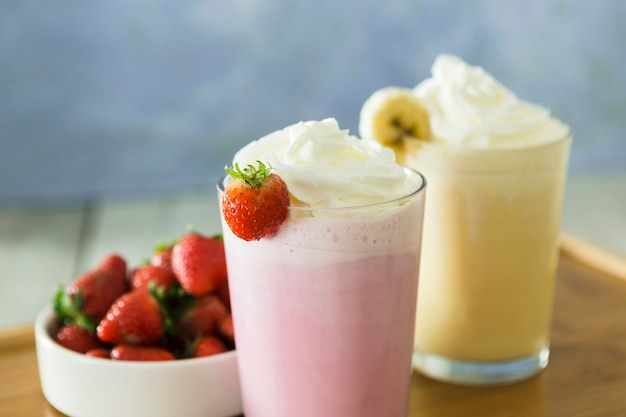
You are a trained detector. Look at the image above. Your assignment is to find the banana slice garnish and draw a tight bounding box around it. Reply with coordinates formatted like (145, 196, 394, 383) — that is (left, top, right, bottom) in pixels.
(359, 87, 431, 163)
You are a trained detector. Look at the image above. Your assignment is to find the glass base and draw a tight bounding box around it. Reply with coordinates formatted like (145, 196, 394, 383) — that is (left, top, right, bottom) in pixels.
(412, 346, 549, 386)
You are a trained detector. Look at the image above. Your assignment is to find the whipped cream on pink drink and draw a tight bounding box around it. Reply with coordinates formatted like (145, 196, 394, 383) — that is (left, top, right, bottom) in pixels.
(233, 118, 417, 208)
(220, 118, 425, 417)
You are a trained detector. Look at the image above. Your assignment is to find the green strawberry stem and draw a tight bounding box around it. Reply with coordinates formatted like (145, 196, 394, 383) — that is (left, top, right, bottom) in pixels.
(149, 281, 177, 336)
(181, 335, 203, 359)
(147, 280, 194, 336)
(53, 286, 97, 334)
(225, 161, 273, 189)
(147, 280, 203, 359)
(153, 238, 178, 254)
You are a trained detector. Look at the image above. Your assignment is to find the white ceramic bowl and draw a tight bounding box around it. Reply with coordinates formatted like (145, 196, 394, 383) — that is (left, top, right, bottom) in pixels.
(35, 306, 242, 417)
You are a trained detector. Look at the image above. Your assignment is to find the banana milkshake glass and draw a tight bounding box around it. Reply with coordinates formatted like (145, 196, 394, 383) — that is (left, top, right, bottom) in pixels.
(360, 55, 571, 385)
(217, 119, 426, 417)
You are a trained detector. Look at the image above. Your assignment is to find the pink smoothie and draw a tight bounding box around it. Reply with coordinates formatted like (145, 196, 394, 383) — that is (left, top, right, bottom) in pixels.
(220, 192, 424, 417)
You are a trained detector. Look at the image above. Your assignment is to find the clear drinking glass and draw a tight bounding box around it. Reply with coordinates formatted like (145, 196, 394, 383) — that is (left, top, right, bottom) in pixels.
(217, 168, 426, 417)
(408, 133, 571, 385)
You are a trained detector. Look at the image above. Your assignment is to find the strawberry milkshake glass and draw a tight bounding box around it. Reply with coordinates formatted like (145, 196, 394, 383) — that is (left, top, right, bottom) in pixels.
(217, 119, 426, 417)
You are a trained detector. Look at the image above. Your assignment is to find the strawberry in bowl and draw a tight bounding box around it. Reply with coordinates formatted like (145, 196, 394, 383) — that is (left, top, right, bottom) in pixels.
(35, 231, 242, 417)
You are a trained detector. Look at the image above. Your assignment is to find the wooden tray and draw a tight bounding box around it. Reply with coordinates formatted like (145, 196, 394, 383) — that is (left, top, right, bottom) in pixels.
(2, 234, 625, 417)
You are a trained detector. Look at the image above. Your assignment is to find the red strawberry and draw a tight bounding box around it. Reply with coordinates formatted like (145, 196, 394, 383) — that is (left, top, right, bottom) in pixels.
(171, 233, 228, 296)
(218, 314, 235, 344)
(96, 290, 164, 345)
(130, 265, 176, 291)
(216, 281, 231, 310)
(85, 348, 110, 359)
(151, 242, 174, 272)
(55, 324, 104, 354)
(66, 269, 126, 320)
(192, 336, 227, 358)
(111, 345, 175, 361)
(222, 161, 290, 241)
(54, 254, 129, 332)
(177, 294, 228, 339)
(95, 253, 127, 283)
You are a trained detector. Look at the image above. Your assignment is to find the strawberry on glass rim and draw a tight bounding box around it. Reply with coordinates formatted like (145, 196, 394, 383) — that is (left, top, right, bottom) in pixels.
(222, 161, 290, 241)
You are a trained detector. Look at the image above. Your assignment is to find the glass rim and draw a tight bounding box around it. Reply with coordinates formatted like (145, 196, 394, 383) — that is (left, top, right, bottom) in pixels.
(217, 166, 426, 213)
(413, 128, 572, 154)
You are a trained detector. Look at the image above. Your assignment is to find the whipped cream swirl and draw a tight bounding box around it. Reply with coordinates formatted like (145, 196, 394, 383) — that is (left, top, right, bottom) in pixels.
(233, 118, 417, 208)
(414, 54, 569, 148)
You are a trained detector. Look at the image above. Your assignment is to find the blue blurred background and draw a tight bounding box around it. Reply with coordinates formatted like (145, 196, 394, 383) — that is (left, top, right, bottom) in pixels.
(2, 0, 625, 206)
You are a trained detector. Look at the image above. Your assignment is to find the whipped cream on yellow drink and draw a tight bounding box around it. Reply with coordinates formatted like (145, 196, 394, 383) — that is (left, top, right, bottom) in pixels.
(218, 119, 426, 416)
(360, 55, 571, 385)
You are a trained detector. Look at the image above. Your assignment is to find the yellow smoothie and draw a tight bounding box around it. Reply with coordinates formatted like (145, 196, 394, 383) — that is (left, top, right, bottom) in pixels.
(360, 54, 571, 384)
(408, 138, 569, 362)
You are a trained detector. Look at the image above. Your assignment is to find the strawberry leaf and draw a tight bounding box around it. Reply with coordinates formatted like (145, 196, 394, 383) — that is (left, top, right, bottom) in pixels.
(225, 161, 273, 189)
(53, 286, 97, 334)
(148, 280, 194, 337)
(153, 238, 178, 254)
(181, 335, 203, 359)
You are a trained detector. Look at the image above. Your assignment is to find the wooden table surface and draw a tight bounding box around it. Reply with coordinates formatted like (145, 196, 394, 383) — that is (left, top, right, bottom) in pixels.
(1, 236, 625, 417)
